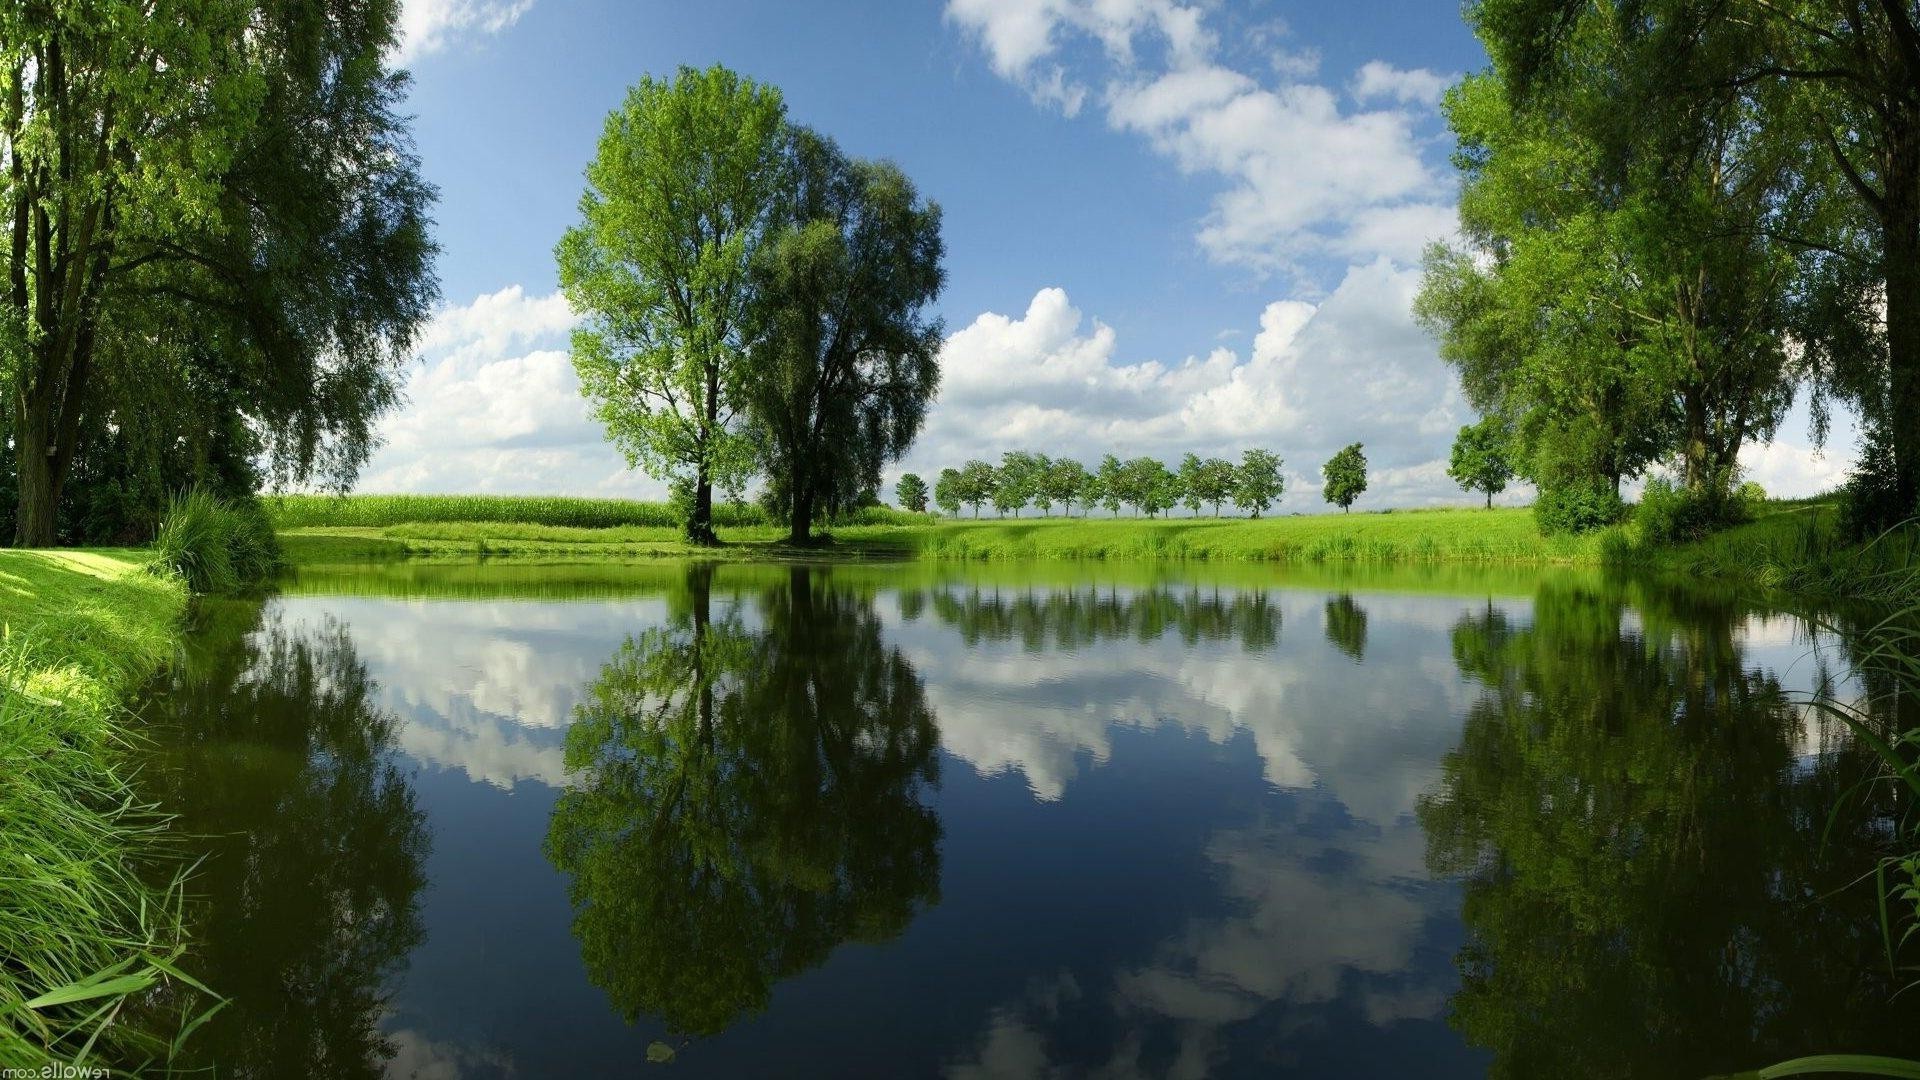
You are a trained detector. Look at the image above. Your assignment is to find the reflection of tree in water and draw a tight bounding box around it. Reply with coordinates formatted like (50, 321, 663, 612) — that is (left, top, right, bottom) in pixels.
(1322, 593, 1367, 662)
(929, 584, 1280, 652)
(1420, 580, 1920, 1078)
(545, 565, 942, 1038)
(134, 599, 430, 1079)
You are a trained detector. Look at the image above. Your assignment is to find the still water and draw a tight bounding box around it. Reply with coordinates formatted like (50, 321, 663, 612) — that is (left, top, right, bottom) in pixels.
(133, 560, 1920, 1078)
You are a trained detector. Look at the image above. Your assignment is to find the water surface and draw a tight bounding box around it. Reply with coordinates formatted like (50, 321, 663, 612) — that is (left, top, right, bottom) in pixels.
(134, 560, 1920, 1077)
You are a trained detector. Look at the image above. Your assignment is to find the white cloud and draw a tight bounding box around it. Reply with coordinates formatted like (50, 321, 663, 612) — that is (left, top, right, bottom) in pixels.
(395, 0, 533, 64)
(1350, 61, 1453, 107)
(903, 267, 1465, 510)
(357, 285, 668, 498)
(946, 0, 1457, 271)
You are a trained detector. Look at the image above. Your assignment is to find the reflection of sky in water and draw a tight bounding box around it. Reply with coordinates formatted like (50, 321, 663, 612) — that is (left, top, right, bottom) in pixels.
(227, 577, 1860, 1078)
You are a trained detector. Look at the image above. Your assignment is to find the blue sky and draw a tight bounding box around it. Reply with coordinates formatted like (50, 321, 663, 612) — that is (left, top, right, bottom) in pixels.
(364, 0, 1855, 510)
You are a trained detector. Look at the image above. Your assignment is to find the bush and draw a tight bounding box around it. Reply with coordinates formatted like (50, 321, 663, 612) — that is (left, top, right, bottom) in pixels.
(150, 487, 282, 593)
(1634, 476, 1754, 544)
(1840, 425, 1915, 539)
(1533, 478, 1626, 535)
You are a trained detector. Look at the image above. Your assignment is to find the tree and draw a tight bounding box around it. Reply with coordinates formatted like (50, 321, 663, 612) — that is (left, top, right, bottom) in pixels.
(741, 129, 944, 543)
(1094, 454, 1126, 516)
(1125, 457, 1180, 518)
(994, 451, 1040, 518)
(933, 468, 962, 516)
(1183, 456, 1236, 516)
(956, 459, 997, 519)
(1042, 458, 1092, 517)
(895, 473, 928, 514)
(1468, 0, 1920, 527)
(0, 2, 439, 546)
(556, 66, 787, 545)
(1449, 417, 1516, 509)
(1178, 455, 1208, 515)
(1322, 443, 1368, 512)
(1233, 449, 1284, 518)
(1027, 454, 1056, 516)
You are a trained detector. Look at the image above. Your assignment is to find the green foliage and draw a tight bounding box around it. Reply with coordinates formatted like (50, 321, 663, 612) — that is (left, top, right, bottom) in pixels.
(1094, 455, 1126, 515)
(149, 487, 282, 594)
(0, 0, 439, 546)
(1533, 477, 1626, 535)
(1178, 454, 1236, 516)
(1635, 475, 1754, 545)
(1118, 457, 1181, 518)
(956, 460, 999, 518)
(994, 452, 1042, 517)
(556, 65, 787, 543)
(1841, 425, 1918, 540)
(741, 129, 945, 542)
(1233, 449, 1284, 518)
(1321, 443, 1369, 512)
(933, 468, 963, 516)
(895, 473, 929, 513)
(1041, 458, 1093, 517)
(1449, 417, 1515, 508)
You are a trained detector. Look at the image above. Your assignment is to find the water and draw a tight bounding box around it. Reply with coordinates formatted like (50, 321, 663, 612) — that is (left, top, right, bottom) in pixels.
(132, 560, 1920, 1077)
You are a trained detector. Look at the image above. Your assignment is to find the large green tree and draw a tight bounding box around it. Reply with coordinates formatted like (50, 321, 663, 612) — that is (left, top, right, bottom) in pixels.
(556, 66, 787, 545)
(1460, 0, 1910, 518)
(741, 129, 944, 544)
(1, 0, 438, 546)
(1232, 449, 1284, 517)
(1449, 416, 1516, 508)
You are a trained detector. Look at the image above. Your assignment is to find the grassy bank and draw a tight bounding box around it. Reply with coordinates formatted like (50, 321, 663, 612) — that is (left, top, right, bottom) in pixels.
(273, 497, 1613, 566)
(0, 550, 204, 1068)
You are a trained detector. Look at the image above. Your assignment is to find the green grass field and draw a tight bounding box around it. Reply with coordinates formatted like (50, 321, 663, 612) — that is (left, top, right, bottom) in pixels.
(273, 495, 1618, 566)
(0, 550, 209, 1068)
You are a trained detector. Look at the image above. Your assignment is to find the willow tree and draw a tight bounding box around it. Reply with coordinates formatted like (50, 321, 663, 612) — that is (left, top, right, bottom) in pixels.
(556, 66, 788, 545)
(742, 130, 944, 544)
(1, 0, 436, 546)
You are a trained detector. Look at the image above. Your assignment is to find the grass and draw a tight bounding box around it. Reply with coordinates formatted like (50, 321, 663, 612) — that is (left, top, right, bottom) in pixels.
(0, 550, 215, 1069)
(263, 492, 925, 531)
(273, 496, 1616, 567)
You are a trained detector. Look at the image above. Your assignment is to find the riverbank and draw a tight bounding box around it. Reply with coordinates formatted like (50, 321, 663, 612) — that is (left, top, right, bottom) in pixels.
(274, 502, 1613, 565)
(0, 550, 198, 1068)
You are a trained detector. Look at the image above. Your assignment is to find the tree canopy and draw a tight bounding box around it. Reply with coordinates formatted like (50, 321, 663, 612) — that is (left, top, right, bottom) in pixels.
(1321, 443, 1368, 512)
(1448, 417, 1516, 509)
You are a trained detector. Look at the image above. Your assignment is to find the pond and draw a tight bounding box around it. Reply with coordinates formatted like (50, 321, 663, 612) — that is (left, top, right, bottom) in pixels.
(132, 559, 1920, 1078)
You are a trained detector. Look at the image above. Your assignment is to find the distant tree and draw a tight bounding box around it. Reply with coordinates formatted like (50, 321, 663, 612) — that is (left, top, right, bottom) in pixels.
(994, 451, 1041, 517)
(1233, 450, 1284, 518)
(1322, 443, 1369, 513)
(558, 66, 787, 545)
(741, 129, 945, 544)
(1179, 455, 1208, 515)
(895, 474, 929, 514)
(933, 469, 963, 516)
(1449, 418, 1515, 509)
(1127, 458, 1180, 518)
(1185, 456, 1237, 516)
(1095, 455, 1127, 516)
(957, 460, 998, 518)
(1043, 459, 1093, 517)
(1030, 454, 1058, 516)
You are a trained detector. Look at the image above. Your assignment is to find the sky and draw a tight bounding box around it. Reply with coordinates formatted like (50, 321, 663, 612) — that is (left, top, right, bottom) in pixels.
(361, 0, 1859, 512)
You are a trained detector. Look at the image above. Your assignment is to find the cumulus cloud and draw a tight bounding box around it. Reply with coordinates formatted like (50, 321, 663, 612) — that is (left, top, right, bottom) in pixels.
(394, 0, 533, 64)
(357, 285, 669, 498)
(901, 267, 1467, 510)
(946, 0, 1457, 271)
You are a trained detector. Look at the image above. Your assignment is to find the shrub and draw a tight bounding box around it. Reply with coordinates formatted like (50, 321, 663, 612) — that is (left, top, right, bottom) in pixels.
(1840, 425, 1915, 539)
(1634, 476, 1754, 544)
(1533, 478, 1626, 535)
(150, 487, 282, 593)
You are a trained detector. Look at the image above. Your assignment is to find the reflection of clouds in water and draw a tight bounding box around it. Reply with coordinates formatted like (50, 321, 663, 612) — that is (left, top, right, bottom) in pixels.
(267, 596, 674, 790)
(945, 818, 1450, 1078)
(898, 589, 1488, 823)
(384, 1025, 515, 1078)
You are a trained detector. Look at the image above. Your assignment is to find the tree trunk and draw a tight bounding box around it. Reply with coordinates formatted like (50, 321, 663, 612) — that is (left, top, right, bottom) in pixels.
(687, 460, 718, 546)
(1485, 491, 1492, 510)
(787, 479, 814, 546)
(13, 416, 58, 547)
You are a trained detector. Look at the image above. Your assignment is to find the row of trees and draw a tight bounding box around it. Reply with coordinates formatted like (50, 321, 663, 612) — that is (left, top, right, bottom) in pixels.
(1416, 1, 1920, 535)
(893, 445, 1374, 518)
(0, 1, 440, 546)
(558, 67, 945, 545)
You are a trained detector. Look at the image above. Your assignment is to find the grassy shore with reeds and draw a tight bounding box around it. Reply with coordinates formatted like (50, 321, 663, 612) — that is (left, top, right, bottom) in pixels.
(0, 549, 217, 1068)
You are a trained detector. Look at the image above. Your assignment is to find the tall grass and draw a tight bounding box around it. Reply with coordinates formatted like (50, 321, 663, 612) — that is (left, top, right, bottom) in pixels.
(150, 487, 281, 592)
(0, 552, 216, 1068)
